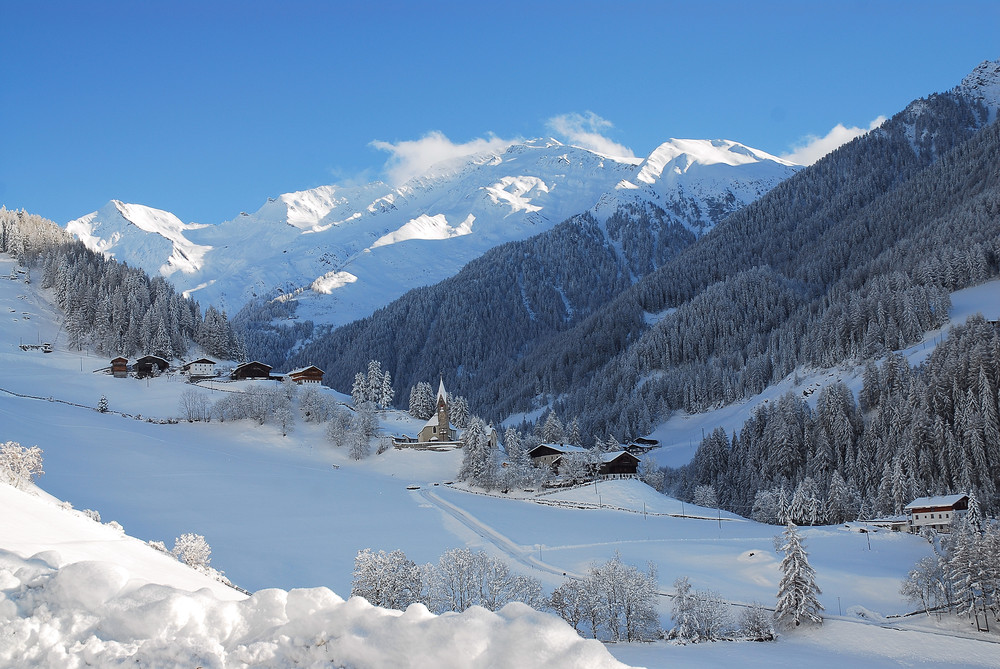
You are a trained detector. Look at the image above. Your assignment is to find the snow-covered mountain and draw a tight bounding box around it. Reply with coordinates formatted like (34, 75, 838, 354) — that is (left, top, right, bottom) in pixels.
(67, 138, 798, 327)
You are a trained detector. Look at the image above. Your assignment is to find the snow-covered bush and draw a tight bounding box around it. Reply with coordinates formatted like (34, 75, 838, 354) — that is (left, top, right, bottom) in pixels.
(0, 440, 44, 489)
(172, 533, 212, 569)
(549, 579, 596, 636)
(669, 576, 732, 642)
(426, 547, 543, 613)
(693, 484, 718, 509)
(81, 508, 101, 522)
(739, 602, 775, 641)
(148, 540, 169, 553)
(97, 395, 109, 413)
(351, 548, 423, 610)
(178, 387, 211, 422)
(565, 553, 659, 642)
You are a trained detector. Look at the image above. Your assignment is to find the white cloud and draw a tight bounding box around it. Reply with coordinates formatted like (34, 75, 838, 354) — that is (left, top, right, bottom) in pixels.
(371, 131, 516, 186)
(781, 116, 887, 165)
(545, 112, 636, 159)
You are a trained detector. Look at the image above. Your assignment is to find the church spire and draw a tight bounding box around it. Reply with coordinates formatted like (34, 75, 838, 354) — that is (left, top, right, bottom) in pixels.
(437, 375, 448, 407)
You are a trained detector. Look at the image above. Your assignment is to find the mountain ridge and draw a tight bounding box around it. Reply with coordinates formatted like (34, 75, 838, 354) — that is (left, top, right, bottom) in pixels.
(66, 138, 798, 325)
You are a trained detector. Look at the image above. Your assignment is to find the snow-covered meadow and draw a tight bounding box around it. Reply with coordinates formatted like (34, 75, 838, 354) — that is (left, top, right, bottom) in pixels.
(3, 257, 1000, 667)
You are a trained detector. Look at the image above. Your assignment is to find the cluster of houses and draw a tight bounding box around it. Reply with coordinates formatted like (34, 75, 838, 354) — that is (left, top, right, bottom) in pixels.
(107, 356, 325, 385)
(393, 380, 643, 480)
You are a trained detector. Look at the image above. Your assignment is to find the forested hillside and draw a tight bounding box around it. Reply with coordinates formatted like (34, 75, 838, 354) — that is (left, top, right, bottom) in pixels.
(481, 81, 999, 440)
(273, 72, 999, 452)
(273, 208, 693, 392)
(671, 314, 1000, 517)
(0, 208, 241, 360)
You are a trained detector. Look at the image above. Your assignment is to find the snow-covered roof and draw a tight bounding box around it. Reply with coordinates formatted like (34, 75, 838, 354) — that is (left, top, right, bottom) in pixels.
(287, 365, 323, 376)
(529, 443, 588, 456)
(905, 494, 968, 510)
(436, 378, 448, 405)
(600, 451, 638, 463)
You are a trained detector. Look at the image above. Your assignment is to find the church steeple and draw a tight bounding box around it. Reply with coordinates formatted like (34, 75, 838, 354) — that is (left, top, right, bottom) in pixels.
(436, 376, 448, 408)
(435, 376, 452, 440)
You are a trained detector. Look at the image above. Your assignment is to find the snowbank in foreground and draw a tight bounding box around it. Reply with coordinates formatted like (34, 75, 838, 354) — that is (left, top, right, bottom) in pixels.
(0, 485, 628, 669)
(0, 557, 625, 668)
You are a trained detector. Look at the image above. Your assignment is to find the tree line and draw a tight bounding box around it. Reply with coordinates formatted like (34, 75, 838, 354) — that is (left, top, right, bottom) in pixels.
(1, 208, 242, 361)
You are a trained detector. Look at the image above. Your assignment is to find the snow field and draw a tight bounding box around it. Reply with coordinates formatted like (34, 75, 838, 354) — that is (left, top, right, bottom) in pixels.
(0, 483, 624, 668)
(4, 257, 1000, 666)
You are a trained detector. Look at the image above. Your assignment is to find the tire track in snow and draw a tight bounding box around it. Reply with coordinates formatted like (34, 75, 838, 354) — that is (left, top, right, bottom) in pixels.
(417, 487, 585, 581)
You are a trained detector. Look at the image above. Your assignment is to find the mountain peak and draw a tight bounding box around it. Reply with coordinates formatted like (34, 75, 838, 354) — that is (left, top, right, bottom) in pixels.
(954, 58, 1000, 122)
(636, 138, 796, 184)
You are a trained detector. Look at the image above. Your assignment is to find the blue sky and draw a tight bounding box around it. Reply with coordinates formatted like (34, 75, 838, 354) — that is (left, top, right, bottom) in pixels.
(2, 0, 997, 225)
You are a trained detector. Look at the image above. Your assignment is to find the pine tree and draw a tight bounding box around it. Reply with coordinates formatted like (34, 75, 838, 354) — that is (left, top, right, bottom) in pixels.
(774, 522, 823, 629)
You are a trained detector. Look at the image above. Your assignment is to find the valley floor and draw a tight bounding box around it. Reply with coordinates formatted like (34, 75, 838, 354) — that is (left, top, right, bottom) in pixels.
(3, 258, 1000, 667)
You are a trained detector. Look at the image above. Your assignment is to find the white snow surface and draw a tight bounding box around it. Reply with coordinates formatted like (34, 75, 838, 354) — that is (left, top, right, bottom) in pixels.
(3, 256, 999, 667)
(66, 138, 798, 327)
(66, 200, 212, 278)
(0, 487, 622, 669)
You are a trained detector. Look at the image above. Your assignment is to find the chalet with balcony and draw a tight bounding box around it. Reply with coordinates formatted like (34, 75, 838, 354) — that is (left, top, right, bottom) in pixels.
(287, 365, 324, 385)
(905, 494, 969, 533)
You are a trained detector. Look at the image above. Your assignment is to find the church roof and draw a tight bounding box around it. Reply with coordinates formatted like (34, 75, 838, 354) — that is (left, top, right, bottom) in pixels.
(437, 378, 448, 405)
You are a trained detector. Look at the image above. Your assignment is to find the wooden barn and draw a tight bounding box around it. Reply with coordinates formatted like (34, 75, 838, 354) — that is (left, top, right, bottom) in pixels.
(231, 361, 273, 380)
(110, 356, 128, 378)
(134, 355, 169, 378)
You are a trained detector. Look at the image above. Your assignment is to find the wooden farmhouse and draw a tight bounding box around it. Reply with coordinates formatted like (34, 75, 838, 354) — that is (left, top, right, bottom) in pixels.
(528, 443, 588, 470)
(181, 358, 216, 377)
(110, 356, 128, 378)
(286, 365, 324, 385)
(598, 451, 641, 477)
(626, 437, 660, 455)
(134, 355, 169, 378)
(527, 444, 640, 479)
(231, 361, 273, 380)
(905, 494, 969, 533)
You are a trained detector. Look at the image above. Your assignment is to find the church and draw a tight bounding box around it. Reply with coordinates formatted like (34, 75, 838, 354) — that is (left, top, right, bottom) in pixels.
(417, 379, 457, 443)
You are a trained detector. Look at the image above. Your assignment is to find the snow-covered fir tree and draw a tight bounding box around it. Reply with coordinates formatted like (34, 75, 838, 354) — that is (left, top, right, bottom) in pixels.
(774, 522, 823, 629)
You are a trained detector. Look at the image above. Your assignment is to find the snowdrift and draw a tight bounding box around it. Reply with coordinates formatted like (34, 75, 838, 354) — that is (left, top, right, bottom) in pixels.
(0, 483, 627, 669)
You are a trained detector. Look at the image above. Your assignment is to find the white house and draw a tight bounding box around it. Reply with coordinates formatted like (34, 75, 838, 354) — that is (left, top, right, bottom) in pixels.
(182, 358, 216, 377)
(905, 494, 969, 532)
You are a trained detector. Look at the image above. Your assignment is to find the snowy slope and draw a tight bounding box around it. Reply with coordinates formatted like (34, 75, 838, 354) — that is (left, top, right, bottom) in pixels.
(0, 485, 625, 669)
(3, 255, 999, 667)
(66, 200, 213, 278)
(66, 138, 798, 327)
